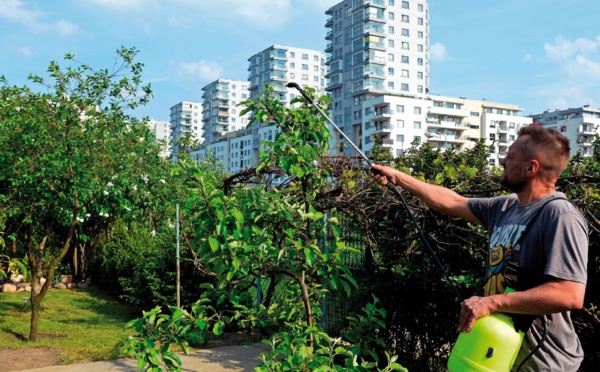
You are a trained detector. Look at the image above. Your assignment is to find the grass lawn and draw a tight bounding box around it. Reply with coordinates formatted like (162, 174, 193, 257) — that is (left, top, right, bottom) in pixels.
(0, 287, 139, 364)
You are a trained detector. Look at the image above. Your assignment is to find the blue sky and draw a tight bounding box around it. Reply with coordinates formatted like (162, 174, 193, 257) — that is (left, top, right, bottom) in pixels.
(2, 0, 600, 121)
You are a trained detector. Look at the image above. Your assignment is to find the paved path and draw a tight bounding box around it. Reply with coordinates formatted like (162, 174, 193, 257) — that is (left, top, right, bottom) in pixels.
(20, 343, 270, 372)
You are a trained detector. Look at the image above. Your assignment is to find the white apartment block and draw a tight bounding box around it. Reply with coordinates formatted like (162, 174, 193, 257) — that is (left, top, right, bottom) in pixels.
(201, 79, 251, 145)
(361, 94, 531, 164)
(325, 0, 430, 154)
(530, 105, 600, 158)
(190, 45, 327, 173)
(147, 119, 172, 158)
(170, 101, 203, 159)
(248, 44, 326, 102)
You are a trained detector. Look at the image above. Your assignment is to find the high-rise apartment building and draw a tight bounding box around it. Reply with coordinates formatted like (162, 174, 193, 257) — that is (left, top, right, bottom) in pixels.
(170, 101, 203, 159)
(147, 119, 172, 158)
(201, 79, 251, 145)
(530, 106, 600, 158)
(325, 0, 430, 154)
(248, 44, 326, 102)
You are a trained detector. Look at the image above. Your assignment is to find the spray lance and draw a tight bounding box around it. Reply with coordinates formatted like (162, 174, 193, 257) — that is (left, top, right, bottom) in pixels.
(286, 82, 528, 372)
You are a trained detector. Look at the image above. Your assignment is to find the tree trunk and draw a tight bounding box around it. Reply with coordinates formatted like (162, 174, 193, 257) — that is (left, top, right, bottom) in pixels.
(28, 211, 79, 342)
(299, 270, 315, 348)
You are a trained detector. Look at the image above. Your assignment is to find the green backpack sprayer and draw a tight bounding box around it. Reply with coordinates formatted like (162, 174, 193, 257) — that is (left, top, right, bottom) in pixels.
(286, 82, 544, 372)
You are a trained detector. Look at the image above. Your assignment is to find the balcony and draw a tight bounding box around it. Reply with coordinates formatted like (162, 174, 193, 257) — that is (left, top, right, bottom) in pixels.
(579, 126, 596, 135)
(325, 43, 333, 53)
(428, 106, 469, 118)
(381, 138, 394, 147)
(427, 134, 468, 145)
(366, 0, 387, 8)
(325, 31, 333, 40)
(371, 109, 394, 121)
(325, 17, 333, 28)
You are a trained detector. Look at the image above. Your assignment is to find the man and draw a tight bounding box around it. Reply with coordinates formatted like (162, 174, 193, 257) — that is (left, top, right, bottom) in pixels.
(371, 126, 588, 371)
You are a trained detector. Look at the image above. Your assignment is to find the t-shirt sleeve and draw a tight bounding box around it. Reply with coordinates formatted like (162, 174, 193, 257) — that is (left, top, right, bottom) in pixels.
(543, 206, 589, 284)
(468, 196, 510, 229)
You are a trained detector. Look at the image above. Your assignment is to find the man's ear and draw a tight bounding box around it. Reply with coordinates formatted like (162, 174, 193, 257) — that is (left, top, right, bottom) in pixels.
(528, 160, 540, 175)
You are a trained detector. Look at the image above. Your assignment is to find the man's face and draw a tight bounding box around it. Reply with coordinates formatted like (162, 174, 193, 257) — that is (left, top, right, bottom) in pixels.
(499, 136, 530, 193)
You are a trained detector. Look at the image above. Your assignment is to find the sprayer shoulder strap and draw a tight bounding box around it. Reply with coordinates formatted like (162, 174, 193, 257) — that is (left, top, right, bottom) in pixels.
(512, 195, 569, 248)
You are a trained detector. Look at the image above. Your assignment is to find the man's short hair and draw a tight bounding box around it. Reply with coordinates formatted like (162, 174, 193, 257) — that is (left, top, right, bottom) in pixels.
(518, 125, 570, 178)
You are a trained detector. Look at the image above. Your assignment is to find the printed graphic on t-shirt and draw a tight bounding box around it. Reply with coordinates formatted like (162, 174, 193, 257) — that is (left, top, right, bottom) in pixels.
(485, 222, 527, 296)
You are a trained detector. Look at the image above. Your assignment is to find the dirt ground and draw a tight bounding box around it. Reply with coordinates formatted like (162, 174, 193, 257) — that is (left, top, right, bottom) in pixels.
(0, 331, 260, 371)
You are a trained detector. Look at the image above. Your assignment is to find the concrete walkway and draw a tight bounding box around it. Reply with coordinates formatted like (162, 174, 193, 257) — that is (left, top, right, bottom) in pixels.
(21, 343, 270, 372)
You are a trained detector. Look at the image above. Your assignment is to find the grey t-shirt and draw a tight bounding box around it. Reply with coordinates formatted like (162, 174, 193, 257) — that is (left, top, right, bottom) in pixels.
(468, 192, 588, 372)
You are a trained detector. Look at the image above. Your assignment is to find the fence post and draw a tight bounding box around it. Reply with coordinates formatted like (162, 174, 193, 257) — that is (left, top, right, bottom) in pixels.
(176, 204, 181, 307)
(322, 212, 328, 332)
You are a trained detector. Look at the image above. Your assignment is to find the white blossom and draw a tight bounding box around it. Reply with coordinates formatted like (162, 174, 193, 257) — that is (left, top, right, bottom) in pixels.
(103, 190, 109, 196)
(160, 179, 166, 184)
(131, 184, 137, 191)
(77, 217, 84, 223)
(107, 182, 113, 187)
(150, 229, 156, 237)
(140, 174, 149, 183)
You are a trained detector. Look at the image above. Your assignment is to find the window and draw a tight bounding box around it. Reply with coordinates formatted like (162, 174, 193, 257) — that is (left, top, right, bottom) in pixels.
(402, 41, 409, 50)
(414, 107, 422, 114)
(396, 105, 404, 113)
(388, 53, 394, 61)
(302, 64, 308, 70)
(402, 15, 409, 22)
(418, 17, 424, 25)
(497, 109, 503, 114)
(389, 0, 394, 5)
(389, 39, 395, 47)
(418, 58, 423, 65)
(402, 29, 409, 36)
(302, 53, 308, 60)
(402, 69, 409, 77)
(417, 72, 423, 79)
(302, 74, 308, 81)
(396, 134, 405, 142)
(397, 119, 404, 128)
(388, 81, 394, 89)
(290, 72, 295, 78)
(314, 55, 319, 61)
(418, 31, 423, 38)
(418, 44, 423, 52)
(401, 55, 409, 63)
(417, 85, 423, 93)
(402, 1, 409, 9)
(414, 121, 421, 129)
(389, 26, 395, 34)
(290, 62, 295, 68)
(389, 12, 394, 20)
(418, 4, 423, 11)
(388, 67, 395, 75)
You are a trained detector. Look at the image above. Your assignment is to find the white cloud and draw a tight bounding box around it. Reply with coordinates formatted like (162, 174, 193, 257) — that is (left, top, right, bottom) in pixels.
(170, 0, 298, 30)
(544, 35, 600, 61)
(86, 0, 147, 10)
(0, 0, 78, 37)
(0, 0, 42, 24)
(176, 60, 224, 83)
(529, 35, 600, 110)
(17, 46, 35, 57)
(430, 43, 448, 62)
(54, 19, 79, 37)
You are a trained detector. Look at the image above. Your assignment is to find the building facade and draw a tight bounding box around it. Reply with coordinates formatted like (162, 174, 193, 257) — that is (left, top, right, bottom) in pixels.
(201, 79, 251, 145)
(325, 0, 430, 154)
(170, 101, 203, 159)
(147, 119, 172, 158)
(530, 106, 600, 158)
